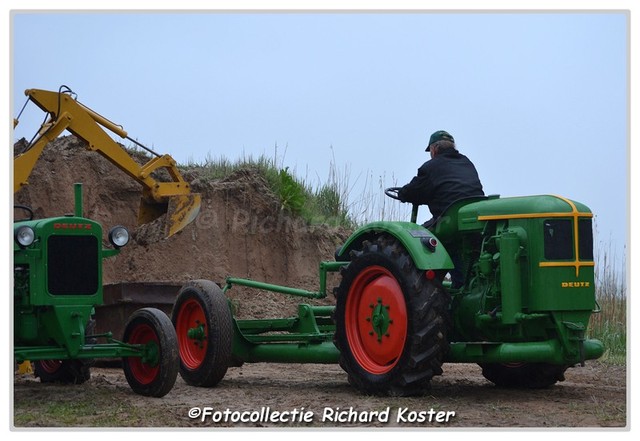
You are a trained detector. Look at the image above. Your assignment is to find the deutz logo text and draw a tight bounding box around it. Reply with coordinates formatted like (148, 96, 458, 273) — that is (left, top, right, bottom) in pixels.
(54, 223, 92, 230)
(561, 281, 590, 288)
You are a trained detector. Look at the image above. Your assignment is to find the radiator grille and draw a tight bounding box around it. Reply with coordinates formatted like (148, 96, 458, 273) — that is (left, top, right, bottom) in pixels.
(47, 235, 99, 295)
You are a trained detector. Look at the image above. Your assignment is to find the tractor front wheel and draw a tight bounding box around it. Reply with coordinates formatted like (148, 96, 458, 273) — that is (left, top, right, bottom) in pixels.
(34, 319, 96, 384)
(34, 360, 91, 384)
(334, 235, 450, 396)
(122, 307, 179, 397)
(479, 362, 568, 388)
(171, 280, 233, 387)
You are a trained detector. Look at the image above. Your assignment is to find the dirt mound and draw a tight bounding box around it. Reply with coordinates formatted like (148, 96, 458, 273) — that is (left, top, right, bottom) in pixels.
(14, 135, 350, 318)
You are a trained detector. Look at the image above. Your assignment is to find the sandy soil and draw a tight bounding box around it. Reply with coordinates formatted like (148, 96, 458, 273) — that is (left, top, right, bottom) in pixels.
(13, 360, 626, 429)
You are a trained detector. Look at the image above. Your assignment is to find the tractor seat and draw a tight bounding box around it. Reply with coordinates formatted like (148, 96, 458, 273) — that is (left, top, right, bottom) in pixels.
(426, 195, 490, 236)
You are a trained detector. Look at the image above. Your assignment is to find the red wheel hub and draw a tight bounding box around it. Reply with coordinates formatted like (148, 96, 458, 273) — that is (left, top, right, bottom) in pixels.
(345, 265, 408, 374)
(175, 298, 208, 370)
(127, 324, 159, 385)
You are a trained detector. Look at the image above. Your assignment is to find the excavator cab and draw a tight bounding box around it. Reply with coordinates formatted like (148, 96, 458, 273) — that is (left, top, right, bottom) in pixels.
(13, 86, 200, 238)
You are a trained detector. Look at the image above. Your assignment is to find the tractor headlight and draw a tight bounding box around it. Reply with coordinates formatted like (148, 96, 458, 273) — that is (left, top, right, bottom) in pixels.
(108, 226, 130, 249)
(15, 226, 35, 248)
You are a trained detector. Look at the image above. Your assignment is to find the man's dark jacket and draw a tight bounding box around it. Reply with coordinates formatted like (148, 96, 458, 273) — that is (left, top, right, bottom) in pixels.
(398, 148, 484, 219)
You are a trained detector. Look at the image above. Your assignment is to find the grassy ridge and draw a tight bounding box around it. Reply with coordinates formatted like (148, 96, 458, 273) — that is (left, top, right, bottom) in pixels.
(183, 150, 358, 228)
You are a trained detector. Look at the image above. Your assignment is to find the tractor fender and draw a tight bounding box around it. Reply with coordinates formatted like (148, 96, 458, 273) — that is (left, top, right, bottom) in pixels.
(336, 221, 454, 270)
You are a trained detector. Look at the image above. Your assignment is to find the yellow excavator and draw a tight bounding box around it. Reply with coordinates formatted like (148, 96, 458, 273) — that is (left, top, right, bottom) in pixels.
(13, 86, 201, 237)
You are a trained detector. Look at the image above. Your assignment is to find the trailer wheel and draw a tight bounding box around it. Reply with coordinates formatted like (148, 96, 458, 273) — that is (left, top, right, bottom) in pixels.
(479, 362, 568, 388)
(122, 308, 179, 397)
(171, 280, 233, 387)
(334, 235, 450, 396)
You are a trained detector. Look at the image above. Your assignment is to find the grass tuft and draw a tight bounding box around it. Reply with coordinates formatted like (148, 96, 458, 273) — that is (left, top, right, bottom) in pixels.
(589, 238, 627, 365)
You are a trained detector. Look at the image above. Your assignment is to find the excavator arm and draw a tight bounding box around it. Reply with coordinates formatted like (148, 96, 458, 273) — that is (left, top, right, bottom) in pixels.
(13, 87, 200, 237)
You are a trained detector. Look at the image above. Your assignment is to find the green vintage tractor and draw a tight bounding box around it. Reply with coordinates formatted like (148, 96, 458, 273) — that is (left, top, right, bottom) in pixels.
(170, 189, 604, 395)
(13, 184, 179, 397)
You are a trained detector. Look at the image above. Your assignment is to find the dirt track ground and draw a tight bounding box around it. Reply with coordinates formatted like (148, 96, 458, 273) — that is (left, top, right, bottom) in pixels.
(13, 360, 626, 429)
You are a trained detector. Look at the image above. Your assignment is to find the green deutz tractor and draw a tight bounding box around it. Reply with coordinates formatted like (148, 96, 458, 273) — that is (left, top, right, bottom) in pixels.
(171, 189, 604, 396)
(14, 184, 179, 397)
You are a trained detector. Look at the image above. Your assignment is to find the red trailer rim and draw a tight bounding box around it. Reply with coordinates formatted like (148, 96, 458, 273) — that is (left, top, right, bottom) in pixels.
(345, 265, 408, 375)
(127, 323, 159, 384)
(176, 298, 208, 370)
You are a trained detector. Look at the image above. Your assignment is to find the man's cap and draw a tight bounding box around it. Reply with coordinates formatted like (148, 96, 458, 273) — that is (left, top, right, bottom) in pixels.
(426, 130, 455, 151)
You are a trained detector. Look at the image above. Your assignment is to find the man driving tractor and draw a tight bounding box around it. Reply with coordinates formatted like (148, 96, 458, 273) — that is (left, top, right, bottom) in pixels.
(398, 130, 484, 287)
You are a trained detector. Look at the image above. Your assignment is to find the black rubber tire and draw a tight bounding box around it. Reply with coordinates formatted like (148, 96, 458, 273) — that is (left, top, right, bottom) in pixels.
(171, 280, 233, 387)
(34, 318, 96, 385)
(122, 308, 179, 397)
(34, 360, 91, 384)
(479, 362, 568, 388)
(334, 235, 450, 396)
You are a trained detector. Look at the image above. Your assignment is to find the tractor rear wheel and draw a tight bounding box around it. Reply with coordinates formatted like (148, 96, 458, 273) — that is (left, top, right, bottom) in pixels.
(122, 307, 179, 397)
(479, 362, 568, 388)
(334, 235, 450, 396)
(171, 280, 233, 387)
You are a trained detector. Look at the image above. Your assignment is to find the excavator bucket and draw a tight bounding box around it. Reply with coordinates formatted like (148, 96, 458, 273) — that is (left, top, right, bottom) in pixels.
(138, 193, 201, 238)
(166, 193, 201, 237)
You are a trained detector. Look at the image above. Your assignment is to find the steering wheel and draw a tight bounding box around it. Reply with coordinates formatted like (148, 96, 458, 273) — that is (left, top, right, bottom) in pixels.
(384, 187, 403, 201)
(14, 205, 34, 221)
(384, 187, 420, 224)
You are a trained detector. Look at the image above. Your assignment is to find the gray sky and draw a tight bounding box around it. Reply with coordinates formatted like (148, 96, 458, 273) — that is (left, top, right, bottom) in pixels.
(8, 5, 631, 264)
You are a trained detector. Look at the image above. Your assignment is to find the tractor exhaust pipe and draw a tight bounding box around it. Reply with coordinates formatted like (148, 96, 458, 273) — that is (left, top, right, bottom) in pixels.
(74, 183, 83, 217)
